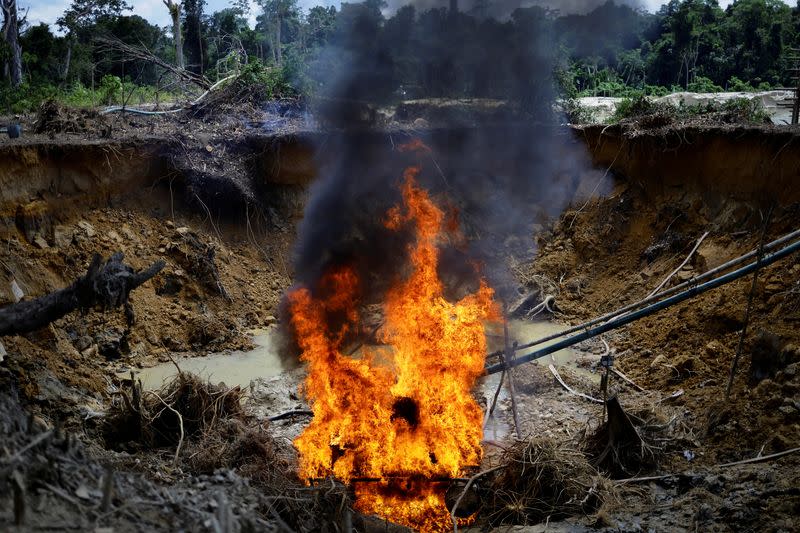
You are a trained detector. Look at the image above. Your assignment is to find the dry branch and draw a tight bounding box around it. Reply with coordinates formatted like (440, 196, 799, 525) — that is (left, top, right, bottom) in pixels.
(0, 253, 164, 337)
(646, 231, 709, 298)
(718, 446, 800, 467)
(449, 465, 505, 533)
(611, 367, 645, 392)
(548, 364, 603, 403)
(268, 409, 313, 421)
(95, 36, 211, 90)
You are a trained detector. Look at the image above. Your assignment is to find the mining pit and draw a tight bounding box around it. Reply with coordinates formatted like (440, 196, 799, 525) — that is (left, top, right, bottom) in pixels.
(1, 107, 799, 532)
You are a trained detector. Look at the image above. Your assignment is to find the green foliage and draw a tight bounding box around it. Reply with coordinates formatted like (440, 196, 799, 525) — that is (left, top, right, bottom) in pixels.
(0, 80, 180, 113)
(562, 98, 596, 124)
(609, 94, 772, 125)
(687, 76, 723, 93)
(4, 0, 800, 113)
(720, 97, 771, 124)
(727, 76, 755, 92)
(727, 76, 773, 92)
(235, 59, 295, 98)
(611, 93, 667, 122)
(644, 85, 670, 97)
(0, 83, 58, 114)
(98, 75, 123, 105)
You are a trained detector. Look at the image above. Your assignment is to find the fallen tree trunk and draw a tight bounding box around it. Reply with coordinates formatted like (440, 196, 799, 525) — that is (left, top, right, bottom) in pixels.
(0, 253, 165, 337)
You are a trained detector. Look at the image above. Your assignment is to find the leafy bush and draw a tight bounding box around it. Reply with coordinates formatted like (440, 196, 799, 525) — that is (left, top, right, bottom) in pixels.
(562, 98, 596, 124)
(611, 93, 771, 126)
(687, 76, 723, 93)
(727, 76, 754, 92)
(61, 82, 94, 106)
(98, 75, 123, 105)
(644, 85, 670, 97)
(0, 82, 58, 113)
(1, 79, 183, 114)
(720, 98, 771, 124)
(237, 59, 294, 98)
(611, 93, 671, 122)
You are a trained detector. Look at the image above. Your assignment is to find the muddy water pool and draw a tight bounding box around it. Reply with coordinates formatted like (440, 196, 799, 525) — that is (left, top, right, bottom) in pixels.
(127, 328, 285, 391)
(127, 319, 584, 396)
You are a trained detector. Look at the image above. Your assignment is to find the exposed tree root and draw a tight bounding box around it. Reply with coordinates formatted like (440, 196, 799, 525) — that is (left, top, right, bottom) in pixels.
(483, 438, 614, 526)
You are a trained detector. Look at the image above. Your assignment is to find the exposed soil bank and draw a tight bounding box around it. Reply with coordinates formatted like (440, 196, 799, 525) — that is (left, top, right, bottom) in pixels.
(576, 124, 800, 206)
(0, 134, 316, 231)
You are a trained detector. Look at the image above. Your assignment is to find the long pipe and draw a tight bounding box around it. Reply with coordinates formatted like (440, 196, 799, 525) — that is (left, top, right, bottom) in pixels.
(488, 227, 800, 360)
(485, 237, 800, 374)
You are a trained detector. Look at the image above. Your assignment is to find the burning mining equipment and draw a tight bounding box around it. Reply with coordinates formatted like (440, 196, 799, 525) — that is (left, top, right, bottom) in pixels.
(289, 134, 800, 530)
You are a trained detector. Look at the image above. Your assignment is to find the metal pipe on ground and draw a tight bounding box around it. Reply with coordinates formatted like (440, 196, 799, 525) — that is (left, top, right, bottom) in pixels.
(488, 227, 800, 360)
(485, 236, 800, 375)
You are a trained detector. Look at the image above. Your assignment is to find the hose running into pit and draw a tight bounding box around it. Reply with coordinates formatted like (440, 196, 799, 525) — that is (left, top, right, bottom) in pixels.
(485, 234, 800, 375)
(487, 227, 800, 361)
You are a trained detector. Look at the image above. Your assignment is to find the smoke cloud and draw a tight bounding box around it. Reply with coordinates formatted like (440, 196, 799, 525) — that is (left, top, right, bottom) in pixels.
(288, 0, 604, 328)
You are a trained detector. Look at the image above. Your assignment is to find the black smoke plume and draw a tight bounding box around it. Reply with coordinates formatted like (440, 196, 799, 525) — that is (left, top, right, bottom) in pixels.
(285, 0, 604, 342)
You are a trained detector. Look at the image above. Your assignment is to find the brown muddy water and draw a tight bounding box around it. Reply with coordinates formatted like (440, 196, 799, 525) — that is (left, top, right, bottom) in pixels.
(125, 320, 582, 394)
(127, 328, 285, 391)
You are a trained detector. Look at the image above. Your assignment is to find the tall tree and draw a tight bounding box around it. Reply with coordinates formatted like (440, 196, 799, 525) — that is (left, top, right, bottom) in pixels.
(1, 0, 22, 87)
(163, 0, 184, 69)
(306, 5, 336, 49)
(182, 0, 206, 74)
(20, 23, 61, 82)
(723, 0, 792, 84)
(57, 0, 130, 79)
(259, 0, 299, 66)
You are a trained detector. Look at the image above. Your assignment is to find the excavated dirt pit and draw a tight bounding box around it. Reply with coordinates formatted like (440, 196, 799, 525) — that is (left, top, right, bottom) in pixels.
(1, 119, 800, 532)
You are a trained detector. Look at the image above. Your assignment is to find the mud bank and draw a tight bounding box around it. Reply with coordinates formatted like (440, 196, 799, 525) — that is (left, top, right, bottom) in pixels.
(0, 134, 316, 233)
(576, 124, 800, 206)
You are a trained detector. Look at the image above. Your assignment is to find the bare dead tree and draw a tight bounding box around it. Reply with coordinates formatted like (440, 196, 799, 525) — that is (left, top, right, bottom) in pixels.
(95, 36, 211, 90)
(1, 0, 23, 88)
(163, 0, 184, 69)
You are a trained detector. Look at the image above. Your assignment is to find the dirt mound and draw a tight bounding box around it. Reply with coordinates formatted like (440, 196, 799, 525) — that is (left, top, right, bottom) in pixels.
(33, 100, 109, 136)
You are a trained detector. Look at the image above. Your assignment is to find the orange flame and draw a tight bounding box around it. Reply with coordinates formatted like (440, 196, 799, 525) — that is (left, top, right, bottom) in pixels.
(289, 165, 499, 531)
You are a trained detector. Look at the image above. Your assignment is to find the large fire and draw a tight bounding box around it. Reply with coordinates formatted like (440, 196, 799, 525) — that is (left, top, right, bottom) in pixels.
(288, 150, 499, 531)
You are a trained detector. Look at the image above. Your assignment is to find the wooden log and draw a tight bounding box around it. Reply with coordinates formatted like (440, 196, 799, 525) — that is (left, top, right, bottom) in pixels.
(0, 253, 165, 337)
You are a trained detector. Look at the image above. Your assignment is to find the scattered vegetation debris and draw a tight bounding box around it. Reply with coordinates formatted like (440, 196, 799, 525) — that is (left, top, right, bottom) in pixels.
(105, 372, 243, 450)
(191, 62, 298, 118)
(484, 437, 613, 526)
(0, 370, 287, 532)
(101, 371, 352, 532)
(33, 99, 109, 136)
(611, 94, 773, 132)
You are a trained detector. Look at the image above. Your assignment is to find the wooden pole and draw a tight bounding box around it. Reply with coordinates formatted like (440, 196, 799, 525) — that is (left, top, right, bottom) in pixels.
(503, 307, 522, 440)
(726, 206, 773, 398)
